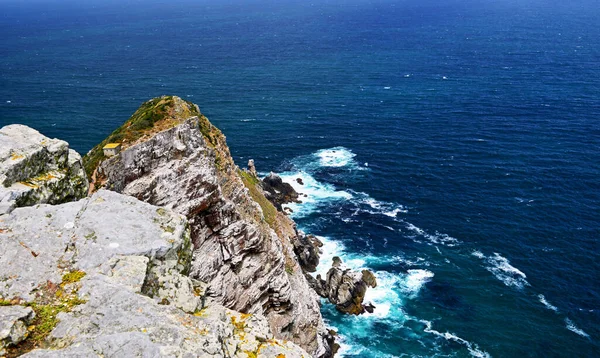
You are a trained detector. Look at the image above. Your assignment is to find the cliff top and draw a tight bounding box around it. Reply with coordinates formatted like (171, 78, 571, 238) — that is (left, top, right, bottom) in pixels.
(83, 96, 216, 177)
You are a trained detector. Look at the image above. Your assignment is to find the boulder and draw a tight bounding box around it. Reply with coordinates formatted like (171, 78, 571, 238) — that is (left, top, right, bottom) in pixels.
(247, 159, 258, 178)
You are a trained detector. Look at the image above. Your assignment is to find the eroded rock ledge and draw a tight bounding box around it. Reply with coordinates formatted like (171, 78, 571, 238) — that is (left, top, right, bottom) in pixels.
(0, 125, 88, 216)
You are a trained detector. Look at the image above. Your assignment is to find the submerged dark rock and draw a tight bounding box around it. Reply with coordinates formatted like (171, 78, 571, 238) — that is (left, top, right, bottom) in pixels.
(292, 233, 322, 273)
(261, 172, 299, 211)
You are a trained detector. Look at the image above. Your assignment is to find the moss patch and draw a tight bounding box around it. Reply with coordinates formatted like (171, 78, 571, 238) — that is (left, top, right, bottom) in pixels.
(61, 270, 86, 286)
(5, 276, 87, 357)
(0, 298, 16, 306)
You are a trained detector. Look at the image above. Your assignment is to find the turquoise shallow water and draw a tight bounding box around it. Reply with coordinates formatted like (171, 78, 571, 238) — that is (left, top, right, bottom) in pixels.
(1, 0, 599, 356)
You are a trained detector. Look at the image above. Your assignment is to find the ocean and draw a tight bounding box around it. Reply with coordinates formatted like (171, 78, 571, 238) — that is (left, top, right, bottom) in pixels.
(1, 0, 599, 356)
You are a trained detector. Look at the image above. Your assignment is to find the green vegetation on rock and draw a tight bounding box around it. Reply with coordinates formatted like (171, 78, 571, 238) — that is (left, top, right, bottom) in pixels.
(238, 169, 277, 227)
(5, 275, 87, 357)
(61, 270, 86, 285)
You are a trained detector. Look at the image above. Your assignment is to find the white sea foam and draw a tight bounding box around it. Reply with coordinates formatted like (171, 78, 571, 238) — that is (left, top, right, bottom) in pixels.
(357, 194, 407, 218)
(422, 320, 491, 358)
(473, 252, 529, 289)
(315, 147, 358, 168)
(565, 318, 590, 338)
(313, 235, 345, 278)
(402, 269, 434, 298)
(363, 270, 403, 318)
(538, 294, 558, 312)
(279, 170, 352, 218)
(471, 251, 485, 259)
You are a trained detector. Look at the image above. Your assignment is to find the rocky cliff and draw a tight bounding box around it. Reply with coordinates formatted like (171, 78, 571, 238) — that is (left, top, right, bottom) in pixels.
(84, 96, 333, 356)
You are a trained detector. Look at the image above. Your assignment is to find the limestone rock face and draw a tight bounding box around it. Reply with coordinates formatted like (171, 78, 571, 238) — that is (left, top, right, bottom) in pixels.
(0, 189, 308, 357)
(261, 172, 299, 210)
(0, 190, 190, 302)
(312, 257, 378, 315)
(93, 109, 331, 356)
(0, 125, 88, 215)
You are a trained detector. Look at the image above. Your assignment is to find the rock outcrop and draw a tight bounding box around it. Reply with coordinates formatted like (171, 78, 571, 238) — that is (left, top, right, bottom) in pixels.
(291, 234, 322, 273)
(311, 257, 378, 315)
(0, 125, 88, 215)
(85, 96, 332, 356)
(0, 306, 35, 356)
(0, 189, 309, 357)
(261, 172, 299, 211)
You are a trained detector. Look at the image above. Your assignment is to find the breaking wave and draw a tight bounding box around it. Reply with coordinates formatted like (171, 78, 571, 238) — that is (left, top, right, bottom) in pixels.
(565, 318, 590, 338)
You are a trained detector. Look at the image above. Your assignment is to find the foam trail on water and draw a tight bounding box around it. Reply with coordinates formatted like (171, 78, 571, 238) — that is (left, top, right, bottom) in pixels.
(538, 294, 558, 312)
(565, 318, 590, 338)
(352, 192, 407, 217)
(472, 251, 529, 289)
(422, 320, 492, 358)
(405, 222, 460, 247)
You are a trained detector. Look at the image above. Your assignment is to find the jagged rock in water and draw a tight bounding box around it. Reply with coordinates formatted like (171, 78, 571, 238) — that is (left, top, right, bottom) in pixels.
(85, 97, 332, 356)
(0, 306, 35, 355)
(0, 189, 309, 357)
(0, 125, 88, 215)
(312, 257, 378, 315)
(261, 171, 299, 211)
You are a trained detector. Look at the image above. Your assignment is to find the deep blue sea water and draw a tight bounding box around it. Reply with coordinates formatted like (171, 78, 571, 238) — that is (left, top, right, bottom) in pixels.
(1, 0, 599, 356)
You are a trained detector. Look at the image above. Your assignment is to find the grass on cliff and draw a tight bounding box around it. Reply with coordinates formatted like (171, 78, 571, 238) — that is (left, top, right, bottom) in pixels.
(238, 169, 277, 227)
(82, 96, 201, 178)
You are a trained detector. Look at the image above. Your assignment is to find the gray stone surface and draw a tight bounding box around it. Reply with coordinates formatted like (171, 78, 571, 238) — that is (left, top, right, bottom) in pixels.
(0, 187, 309, 357)
(96, 112, 331, 356)
(0, 124, 88, 215)
(0, 190, 189, 301)
(0, 305, 35, 354)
